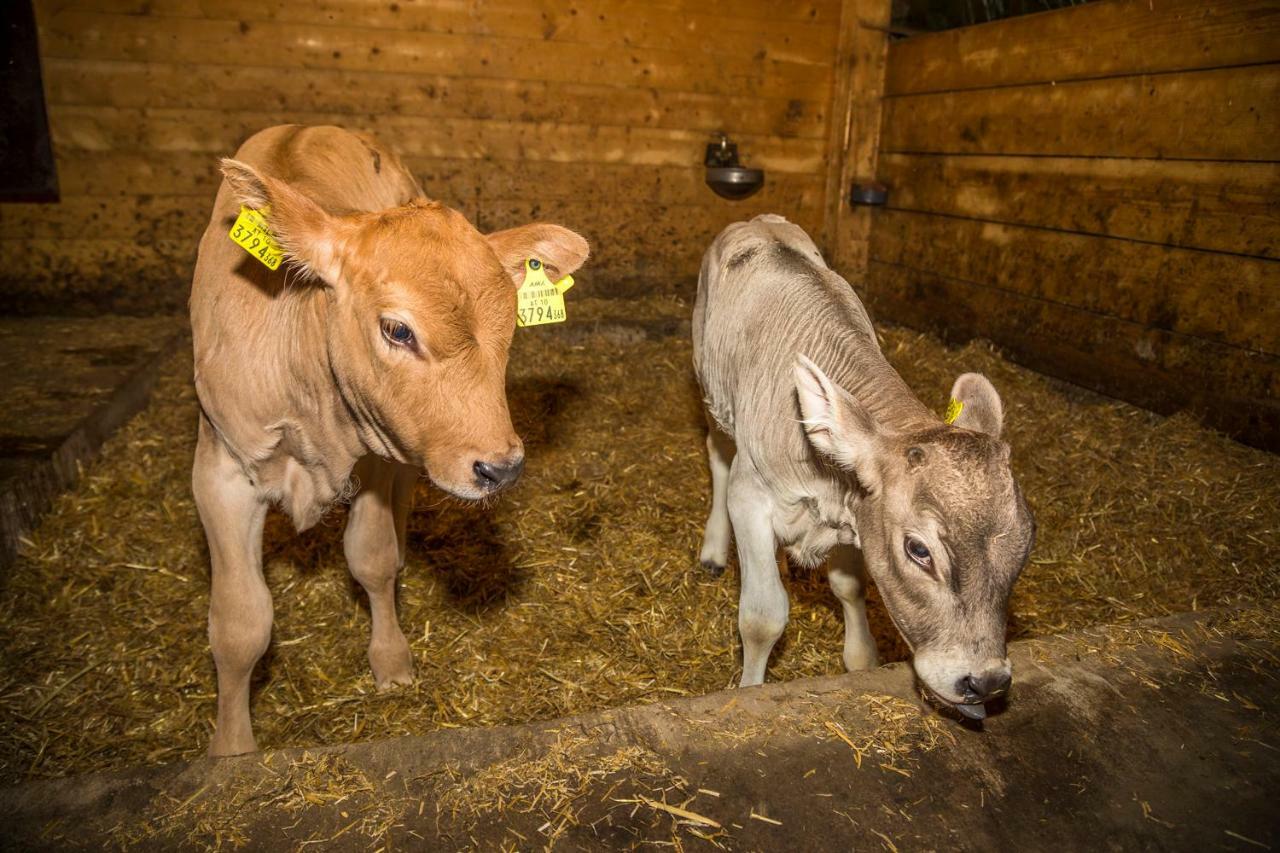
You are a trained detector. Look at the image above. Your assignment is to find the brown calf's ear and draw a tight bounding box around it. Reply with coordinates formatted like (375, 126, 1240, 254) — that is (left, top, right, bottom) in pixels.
(794, 354, 883, 491)
(949, 372, 1004, 438)
(219, 158, 348, 285)
(485, 223, 590, 287)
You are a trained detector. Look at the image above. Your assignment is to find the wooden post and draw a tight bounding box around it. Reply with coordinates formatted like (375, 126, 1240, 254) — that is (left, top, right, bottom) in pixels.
(821, 0, 891, 283)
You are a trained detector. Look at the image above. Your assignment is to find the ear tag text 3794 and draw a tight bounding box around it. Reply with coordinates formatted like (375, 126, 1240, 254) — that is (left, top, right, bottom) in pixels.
(516, 258, 574, 328)
(229, 206, 285, 271)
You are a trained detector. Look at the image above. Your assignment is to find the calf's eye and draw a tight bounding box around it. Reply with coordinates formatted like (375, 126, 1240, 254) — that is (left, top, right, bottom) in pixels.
(904, 535, 934, 570)
(380, 318, 416, 347)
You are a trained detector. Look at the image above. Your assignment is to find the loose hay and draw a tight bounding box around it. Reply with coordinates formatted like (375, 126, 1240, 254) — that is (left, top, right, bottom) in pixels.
(1, 296, 1277, 783)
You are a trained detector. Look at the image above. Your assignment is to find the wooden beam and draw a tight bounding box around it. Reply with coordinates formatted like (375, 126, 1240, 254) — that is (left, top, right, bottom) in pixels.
(821, 0, 890, 275)
(864, 261, 1280, 450)
(47, 0, 842, 67)
(43, 59, 830, 141)
(886, 0, 1280, 96)
(881, 63, 1280, 161)
(878, 153, 1280, 259)
(47, 106, 827, 174)
(39, 10, 831, 101)
(869, 208, 1280, 353)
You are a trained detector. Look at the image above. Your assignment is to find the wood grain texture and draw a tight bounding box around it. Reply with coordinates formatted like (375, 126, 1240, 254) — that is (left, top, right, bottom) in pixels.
(882, 63, 1280, 161)
(39, 10, 830, 101)
(53, 0, 841, 66)
(886, 0, 1280, 96)
(43, 59, 829, 140)
(822, 0, 891, 274)
(47, 106, 825, 172)
(864, 262, 1280, 450)
(878, 153, 1280, 258)
(869, 209, 1280, 353)
(16, 0, 844, 310)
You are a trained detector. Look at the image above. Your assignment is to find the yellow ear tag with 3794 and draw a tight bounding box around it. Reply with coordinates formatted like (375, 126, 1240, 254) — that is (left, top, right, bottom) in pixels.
(516, 258, 574, 327)
(944, 398, 964, 424)
(229, 205, 285, 270)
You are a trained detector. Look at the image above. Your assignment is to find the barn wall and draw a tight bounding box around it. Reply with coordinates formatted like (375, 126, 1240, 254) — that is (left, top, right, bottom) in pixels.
(862, 0, 1280, 449)
(1, 0, 846, 315)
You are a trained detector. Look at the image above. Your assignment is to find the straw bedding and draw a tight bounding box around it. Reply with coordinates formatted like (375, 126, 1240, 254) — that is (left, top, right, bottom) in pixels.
(2, 296, 1276, 783)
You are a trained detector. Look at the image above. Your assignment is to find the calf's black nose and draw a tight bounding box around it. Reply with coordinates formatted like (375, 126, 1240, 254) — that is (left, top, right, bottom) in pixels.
(473, 457, 524, 491)
(959, 671, 1012, 703)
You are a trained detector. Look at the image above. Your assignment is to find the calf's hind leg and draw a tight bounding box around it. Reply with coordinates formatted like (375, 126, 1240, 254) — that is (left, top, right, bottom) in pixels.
(194, 417, 271, 757)
(828, 544, 879, 671)
(699, 422, 735, 576)
(728, 464, 788, 687)
(344, 456, 414, 689)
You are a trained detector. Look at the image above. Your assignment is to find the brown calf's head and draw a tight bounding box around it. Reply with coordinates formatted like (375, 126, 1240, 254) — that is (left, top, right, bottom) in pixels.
(796, 358, 1035, 719)
(221, 159, 589, 499)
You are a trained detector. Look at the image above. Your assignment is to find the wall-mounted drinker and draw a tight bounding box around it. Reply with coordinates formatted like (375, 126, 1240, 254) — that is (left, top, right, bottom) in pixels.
(705, 134, 764, 200)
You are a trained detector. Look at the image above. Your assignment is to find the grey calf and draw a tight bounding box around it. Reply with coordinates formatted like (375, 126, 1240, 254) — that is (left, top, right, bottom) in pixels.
(692, 215, 1034, 718)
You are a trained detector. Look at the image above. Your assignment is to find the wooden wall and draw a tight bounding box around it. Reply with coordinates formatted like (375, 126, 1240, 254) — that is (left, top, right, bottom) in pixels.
(861, 0, 1280, 449)
(1, 0, 845, 314)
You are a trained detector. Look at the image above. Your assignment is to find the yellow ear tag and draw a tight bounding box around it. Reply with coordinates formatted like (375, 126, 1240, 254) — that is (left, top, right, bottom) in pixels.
(516, 258, 573, 327)
(229, 205, 285, 270)
(944, 398, 964, 424)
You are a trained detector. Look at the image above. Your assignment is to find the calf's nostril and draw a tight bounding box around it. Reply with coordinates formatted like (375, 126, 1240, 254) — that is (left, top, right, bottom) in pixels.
(473, 457, 524, 490)
(959, 671, 1012, 702)
(988, 671, 1012, 697)
(473, 460, 500, 486)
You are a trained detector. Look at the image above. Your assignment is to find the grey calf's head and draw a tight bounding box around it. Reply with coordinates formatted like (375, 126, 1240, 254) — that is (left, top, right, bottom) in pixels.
(795, 356, 1035, 717)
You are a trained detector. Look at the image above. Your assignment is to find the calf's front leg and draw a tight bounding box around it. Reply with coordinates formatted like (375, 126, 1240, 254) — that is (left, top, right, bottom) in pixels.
(828, 544, 879, 672)
(344, 456, 414, 689)
(728, 464, 788, 687)
(193, 418, 271, 757)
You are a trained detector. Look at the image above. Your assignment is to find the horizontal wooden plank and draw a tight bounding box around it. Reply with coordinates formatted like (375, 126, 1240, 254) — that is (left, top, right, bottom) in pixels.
(864, 261, 1280, 450)
(0, 238, 196, 315)
(47, 107, 826, 174)
(878, 153, 1280, 259)
(881, 64, 1280, 161)
(43, 59, 828, 140)
(44, 150, 824, 207)
(50, 150, 220, 196)
(0, 199, 824, 306)
(49, 0, 840, 67)
(886, 0, 1280, 96)
(38, 10, 831, 102)
(868, 208, 1280, 353)
(0, 168, 823, 241)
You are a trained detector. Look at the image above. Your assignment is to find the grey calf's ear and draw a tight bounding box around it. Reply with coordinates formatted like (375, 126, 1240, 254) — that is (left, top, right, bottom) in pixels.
(949, 372, 1004, 438)
(794, 354, 883, 491)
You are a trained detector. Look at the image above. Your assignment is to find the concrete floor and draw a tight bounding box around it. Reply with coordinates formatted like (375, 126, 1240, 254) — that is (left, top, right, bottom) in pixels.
(1, 608, 1275, 851)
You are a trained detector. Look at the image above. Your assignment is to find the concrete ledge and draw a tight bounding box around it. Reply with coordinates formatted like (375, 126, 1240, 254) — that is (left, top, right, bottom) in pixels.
(0, 316, 186, 569)
(1, 609, 1275, 851)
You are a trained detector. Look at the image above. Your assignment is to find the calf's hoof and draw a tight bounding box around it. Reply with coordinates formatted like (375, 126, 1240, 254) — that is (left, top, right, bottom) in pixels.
(843, 650, 880, 672)
(370, 638, 415, 690)
(208, 731, 257, 758)
(699, 559, 726, 578)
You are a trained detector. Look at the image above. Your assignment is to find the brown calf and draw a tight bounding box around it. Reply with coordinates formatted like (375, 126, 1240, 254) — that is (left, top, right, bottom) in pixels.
(190, 125, 588, 755)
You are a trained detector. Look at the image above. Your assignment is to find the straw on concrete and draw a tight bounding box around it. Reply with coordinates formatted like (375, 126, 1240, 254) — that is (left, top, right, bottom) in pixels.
(1, 296, 1276, 784)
